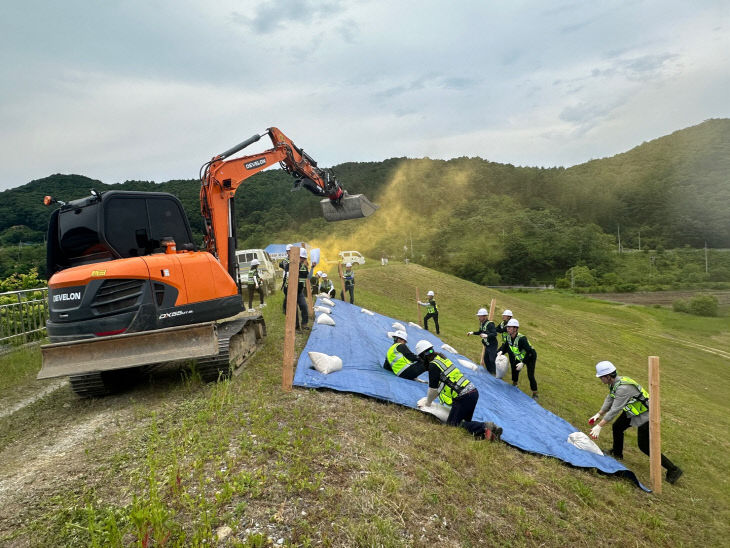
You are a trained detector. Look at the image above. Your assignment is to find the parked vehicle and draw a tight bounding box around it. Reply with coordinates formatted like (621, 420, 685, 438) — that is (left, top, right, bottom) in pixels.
(236, 249, 279, 294)
(338, 250, 365, 265)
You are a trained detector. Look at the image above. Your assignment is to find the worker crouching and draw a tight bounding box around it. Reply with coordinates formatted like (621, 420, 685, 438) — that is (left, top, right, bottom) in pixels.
(415, 340, 502, 441)
(589, 360, 683, 484)
(383, 330, 428, 380)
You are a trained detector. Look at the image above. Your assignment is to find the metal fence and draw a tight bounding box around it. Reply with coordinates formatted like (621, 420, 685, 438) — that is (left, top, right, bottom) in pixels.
(0, 287, 48, 352)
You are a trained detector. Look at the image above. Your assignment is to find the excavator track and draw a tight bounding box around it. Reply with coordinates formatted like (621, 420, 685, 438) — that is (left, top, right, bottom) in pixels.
(194, 314, 266, 384)
(68, 366, 154, 398)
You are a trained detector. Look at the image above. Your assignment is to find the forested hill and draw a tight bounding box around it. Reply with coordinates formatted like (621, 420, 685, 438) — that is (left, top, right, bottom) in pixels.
(1, 119, 728, 284)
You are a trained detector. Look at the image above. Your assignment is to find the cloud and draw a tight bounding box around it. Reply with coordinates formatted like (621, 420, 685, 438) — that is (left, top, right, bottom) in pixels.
(231, 0, 345, 34)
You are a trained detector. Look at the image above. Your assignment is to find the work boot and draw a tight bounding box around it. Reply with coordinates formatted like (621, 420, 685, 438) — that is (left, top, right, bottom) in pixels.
(666, 467, 683, 485)
(604, 449, 623, 460)
(483, 421, 503, 442)
(532, 392, 539, 400)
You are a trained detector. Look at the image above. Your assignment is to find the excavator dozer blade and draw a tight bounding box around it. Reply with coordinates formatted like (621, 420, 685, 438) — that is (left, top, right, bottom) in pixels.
(37, 322, 219, 380)
(320, 193, 379, 222)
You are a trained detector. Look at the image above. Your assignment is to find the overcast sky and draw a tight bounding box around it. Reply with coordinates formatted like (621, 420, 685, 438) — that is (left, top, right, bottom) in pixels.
(0, 0, 728, 191)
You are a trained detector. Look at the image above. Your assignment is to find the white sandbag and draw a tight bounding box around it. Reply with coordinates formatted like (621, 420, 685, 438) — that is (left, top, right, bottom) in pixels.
(308, 351, 343, 374)
(391, 322, 406, 331)
(442, 344, 458, 354)
(313, 305, 332, 314)
(321, 298, 335, 307)
(457, 359, 478, 371)
(408, 321, 422, 329)
(567, 432, 604, 455)
(495, 353, 509, 379)
(316, 314, 336, 326)
(360, 308, 375, 316)
(417, 399, 450, 422)
(310, 248, 320, 265)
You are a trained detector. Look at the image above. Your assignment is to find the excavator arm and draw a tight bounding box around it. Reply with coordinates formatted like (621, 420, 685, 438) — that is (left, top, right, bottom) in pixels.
(199, 127, 377, 279)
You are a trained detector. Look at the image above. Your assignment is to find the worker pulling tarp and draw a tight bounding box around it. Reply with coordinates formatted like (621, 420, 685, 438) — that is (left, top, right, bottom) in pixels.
(294, 298, 649, 491)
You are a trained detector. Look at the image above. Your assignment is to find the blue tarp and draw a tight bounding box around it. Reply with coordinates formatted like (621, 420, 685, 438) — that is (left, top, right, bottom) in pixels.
(294, 298, 649, 490)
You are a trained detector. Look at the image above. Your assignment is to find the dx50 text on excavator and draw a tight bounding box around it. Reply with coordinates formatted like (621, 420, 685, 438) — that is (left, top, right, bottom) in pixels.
(37, 127, 377, 396)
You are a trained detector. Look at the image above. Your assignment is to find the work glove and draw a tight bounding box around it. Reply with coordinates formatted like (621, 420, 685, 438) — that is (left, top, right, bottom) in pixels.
(497, 351, 503, 357)
(590, 424, 602, 439)
(515, 362, 524, 371)
(417, 397, 430, 408)
(588, 413, 601, 425)
(466, 331, 472, 336)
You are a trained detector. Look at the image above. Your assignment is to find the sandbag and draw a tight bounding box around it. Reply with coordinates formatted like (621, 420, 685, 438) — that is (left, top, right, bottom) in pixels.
(417, 398, 450, 422)
(316, 314, 336, 326)
(408, 321, 422, 329)
(391, 322, 406, 331)
(321, 298, 335, 307)
(442, 343, 458, 354)
(495, 353, 509, 379)
(360, 308, 375, 316)
(458, 359, 478, 371)
(314, 305, 332, 314)
(567, 432, 604, 455)
(310, 248, 320, 265)
(308, 351, 343, 374)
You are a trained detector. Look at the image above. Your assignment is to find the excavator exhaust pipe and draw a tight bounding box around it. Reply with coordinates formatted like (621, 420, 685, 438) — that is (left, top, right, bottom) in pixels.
(320, 193, 379, 222)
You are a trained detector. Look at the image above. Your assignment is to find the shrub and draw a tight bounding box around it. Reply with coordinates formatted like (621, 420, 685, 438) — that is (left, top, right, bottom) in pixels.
(688, 294, 718, 317)
(672, 299, 689, 313)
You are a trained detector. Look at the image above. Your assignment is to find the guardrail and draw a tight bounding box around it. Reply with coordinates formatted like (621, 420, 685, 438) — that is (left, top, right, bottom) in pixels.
(0, 287, 48, 352)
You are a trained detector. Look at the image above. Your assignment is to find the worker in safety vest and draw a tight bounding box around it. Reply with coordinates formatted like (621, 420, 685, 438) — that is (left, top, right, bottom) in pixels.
(383, 330, 428, 380)
(497, 318, 539, 399)
(296, 247, 310, 330)
(415, 340, 502, 441)
(495, 309, 513, 345)
(318, 273, 336, 298)
(246, 258, 265, 309)
(341, 262, 355, 304)
(279, 244, 293, 315)
(467, 307, 497, 376)
(588, 360, 683, 484)
(417, 290, 440, 334)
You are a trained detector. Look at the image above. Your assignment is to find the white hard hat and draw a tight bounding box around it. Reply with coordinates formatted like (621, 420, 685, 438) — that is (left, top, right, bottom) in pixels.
(250, 258, 260, 266)
(415, 339, 434, 355)
(321, 273, 328, 278)
(502, 309, 513, 317)
(286, 244, 293, 251)
(388, 329, 408, 341)
(476, 308, 488, 316)
(346, 262, 352, 267)
(316, 270, 322, 276)
(595, 360, 616, 377)
(300, 248, 307, 258)
(506, 318, 519, 327)
(427, 290, 435, 296)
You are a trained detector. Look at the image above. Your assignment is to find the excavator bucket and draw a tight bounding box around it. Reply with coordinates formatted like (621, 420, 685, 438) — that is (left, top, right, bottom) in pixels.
(37, 322, 219, 380)
(320, 193, 378, 222)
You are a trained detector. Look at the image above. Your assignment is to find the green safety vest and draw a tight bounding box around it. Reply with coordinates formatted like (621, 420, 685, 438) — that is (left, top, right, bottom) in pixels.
(386, 343, 414, 376)
(344, 269, 354, 284)
(610, 376, 650, 416)
(426, 299, 438, 314)
(247, 268, 259, 285)
(320, 279, 334, 293)
(507, 333, 533, 362)
(432, 356, 471, 406)
(499, 321, 509, 344)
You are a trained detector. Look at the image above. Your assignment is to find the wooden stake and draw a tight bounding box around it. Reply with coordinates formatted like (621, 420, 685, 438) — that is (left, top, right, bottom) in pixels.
(306, 276, 314, 317)
(282, 247, 300, 391)
(415, 287, 421, 326)
(337, 262, 346, 300)
(649, 355, 662, 494)
(488, 298, 496, 322)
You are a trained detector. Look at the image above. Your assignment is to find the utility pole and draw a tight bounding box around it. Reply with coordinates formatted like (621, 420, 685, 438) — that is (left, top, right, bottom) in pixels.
(617, 224, 622, 254)
(705, 241, 709, 274)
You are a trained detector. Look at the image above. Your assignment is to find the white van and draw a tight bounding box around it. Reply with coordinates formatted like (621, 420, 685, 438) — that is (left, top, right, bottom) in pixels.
(236, 249, 279, 294)
(338, 250, 365, 265)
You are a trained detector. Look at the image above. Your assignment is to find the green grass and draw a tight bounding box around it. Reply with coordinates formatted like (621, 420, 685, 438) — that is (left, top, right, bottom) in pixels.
(0, 261, 728, 546)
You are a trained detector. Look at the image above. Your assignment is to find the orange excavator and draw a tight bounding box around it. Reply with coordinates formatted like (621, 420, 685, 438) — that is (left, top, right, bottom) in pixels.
(37, 127, 377, 396)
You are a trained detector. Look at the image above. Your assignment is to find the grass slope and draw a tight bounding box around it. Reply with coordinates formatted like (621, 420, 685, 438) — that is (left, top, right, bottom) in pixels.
(0, 262, 728, 546)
